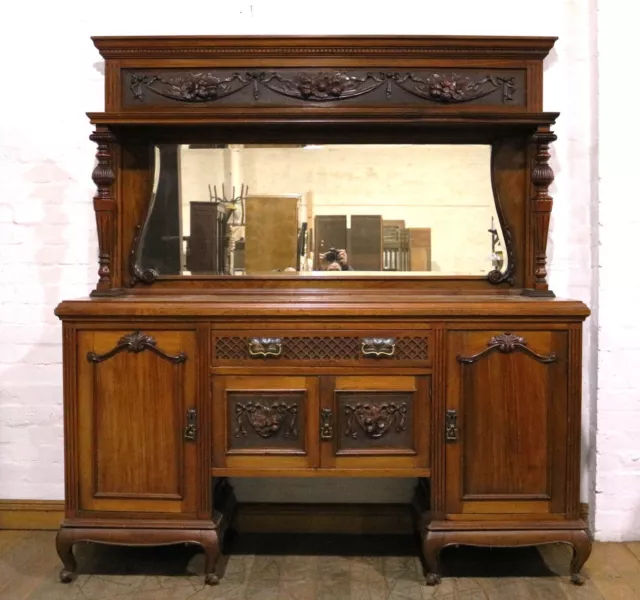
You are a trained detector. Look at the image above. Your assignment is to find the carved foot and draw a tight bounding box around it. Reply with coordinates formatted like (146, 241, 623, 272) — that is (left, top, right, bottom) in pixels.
(59, 569, 75, 583)
(55, 527, 77, 584)
(201, 529, 221, 586)
(422, 531, 444, 587)
(571, 574, 586, 586)
(569, 530, 592, 585)
(426, 573, 441, 586)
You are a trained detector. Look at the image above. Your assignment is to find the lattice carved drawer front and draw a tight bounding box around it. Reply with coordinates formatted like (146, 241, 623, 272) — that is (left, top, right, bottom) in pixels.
(212, 330, 431, 367)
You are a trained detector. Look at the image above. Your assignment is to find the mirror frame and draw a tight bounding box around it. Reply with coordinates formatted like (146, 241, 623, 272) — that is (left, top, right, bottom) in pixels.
(87, 35, 558, 297)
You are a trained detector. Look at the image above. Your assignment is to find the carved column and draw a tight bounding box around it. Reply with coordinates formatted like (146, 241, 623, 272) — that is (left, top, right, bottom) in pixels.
(530, 129, 557, 296)
(89, 126, 116, 295)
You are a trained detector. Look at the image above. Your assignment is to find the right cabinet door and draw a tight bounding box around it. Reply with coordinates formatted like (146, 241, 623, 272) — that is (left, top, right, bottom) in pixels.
(445, 330, 568, 518)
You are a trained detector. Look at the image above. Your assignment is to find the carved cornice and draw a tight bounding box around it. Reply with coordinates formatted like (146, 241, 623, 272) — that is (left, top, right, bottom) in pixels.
(93, 36, 557, 60)
(457, 333, 557, 364)
(87, 331, 187, 363)
(128, 70, 517, 105)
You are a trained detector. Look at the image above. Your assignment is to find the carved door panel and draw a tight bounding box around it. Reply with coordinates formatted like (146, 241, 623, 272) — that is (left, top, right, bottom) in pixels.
(76, 329, 199, 516)
(445, 330, 568, 517)
(320, 376, 430, 471)
(213, 376, 319, 470)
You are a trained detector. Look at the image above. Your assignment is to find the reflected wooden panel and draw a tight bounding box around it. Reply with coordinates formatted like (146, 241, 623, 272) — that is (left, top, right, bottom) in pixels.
(314, 216, 347, 270)
(185, 202, 225, 274)
(408, 228, 432, 271)
(350, 216, 383, 271)
(245, 195, 299, 274)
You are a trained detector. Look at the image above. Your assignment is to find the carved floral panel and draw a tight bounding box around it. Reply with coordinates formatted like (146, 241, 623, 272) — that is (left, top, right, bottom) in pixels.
(122, 68, 525, 108)
(336, 391, 415, 453)
(226, 391, 305, 453)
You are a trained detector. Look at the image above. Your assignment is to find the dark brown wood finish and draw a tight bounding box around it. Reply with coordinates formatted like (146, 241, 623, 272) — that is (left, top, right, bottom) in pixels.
(57, 35, 591, 588)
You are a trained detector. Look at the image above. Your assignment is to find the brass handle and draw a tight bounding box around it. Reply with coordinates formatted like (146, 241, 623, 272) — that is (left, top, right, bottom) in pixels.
(320, 408, 334, 440)
(445, 409, 458, 443)
(361, 337, 396, 358)
(184, 408, 197, 441)
(248, 337, 283, 358)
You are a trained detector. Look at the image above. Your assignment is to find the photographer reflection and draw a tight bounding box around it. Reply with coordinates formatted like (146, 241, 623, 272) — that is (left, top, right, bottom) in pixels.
(321, 248, 354, 271)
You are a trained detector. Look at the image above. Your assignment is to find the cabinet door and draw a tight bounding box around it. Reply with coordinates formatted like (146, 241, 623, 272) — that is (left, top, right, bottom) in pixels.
(213, 376, 319, 470)
(445, 330, 568, 517)
(321, 376, 430, 471)
(77, 329, 199, 516)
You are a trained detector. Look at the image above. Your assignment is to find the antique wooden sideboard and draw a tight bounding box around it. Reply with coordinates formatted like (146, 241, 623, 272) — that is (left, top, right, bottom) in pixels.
(54, 35, 592, 586)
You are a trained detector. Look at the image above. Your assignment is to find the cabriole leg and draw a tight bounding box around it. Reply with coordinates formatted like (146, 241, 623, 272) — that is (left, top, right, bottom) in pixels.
(56, 527, 77, 583)
(423, 531, 444, 586)
(569, 530, 592, 586)
(202, 530, 221, 585)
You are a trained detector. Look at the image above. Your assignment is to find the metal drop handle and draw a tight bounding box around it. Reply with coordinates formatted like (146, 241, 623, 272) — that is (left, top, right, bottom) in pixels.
(184, 408, 197, 441)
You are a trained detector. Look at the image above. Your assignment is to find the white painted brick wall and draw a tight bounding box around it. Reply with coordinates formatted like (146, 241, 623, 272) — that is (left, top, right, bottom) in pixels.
(0, 0, 622, 538)
(594, 0, 640, 542)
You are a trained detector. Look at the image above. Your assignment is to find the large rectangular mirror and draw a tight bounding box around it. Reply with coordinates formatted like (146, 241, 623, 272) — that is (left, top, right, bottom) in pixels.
(137, 143, 509, 278)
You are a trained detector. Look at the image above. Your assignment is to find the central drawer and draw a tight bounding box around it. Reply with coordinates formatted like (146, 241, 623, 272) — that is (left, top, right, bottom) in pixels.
(211, 325, 431, 367)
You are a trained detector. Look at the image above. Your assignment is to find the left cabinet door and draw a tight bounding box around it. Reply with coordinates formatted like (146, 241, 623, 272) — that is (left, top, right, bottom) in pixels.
(76, 329, 199, 516)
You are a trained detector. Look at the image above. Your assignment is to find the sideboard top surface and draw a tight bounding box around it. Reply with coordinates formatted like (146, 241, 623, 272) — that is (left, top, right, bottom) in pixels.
(55, 293, 590, 320)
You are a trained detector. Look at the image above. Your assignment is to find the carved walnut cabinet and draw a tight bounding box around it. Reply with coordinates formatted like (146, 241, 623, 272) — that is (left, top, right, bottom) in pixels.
(55, 35, 591, 587)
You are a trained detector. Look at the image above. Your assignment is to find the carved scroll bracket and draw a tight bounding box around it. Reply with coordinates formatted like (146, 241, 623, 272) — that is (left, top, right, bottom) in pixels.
(530, 129, 557, 296)
(129, 224, 159, 287)
(457, 333, 557, 364)
(87, 331, 187, 363)
(487, 142, 515, 286)
(89, 127, 117, 296)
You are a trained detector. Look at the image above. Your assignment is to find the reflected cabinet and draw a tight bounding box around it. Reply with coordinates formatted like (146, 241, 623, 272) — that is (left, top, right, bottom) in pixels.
(56, 34, 591, 588)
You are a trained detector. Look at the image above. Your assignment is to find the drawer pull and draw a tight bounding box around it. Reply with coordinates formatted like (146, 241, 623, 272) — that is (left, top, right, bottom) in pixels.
(361, 337, 396, 358)
(184, 408, 197, 441)
(320, 408, 334, 440)
(248, 337, 283, 358)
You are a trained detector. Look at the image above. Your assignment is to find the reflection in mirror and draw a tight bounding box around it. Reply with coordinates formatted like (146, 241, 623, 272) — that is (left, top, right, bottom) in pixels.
(136, 144, 509, 278)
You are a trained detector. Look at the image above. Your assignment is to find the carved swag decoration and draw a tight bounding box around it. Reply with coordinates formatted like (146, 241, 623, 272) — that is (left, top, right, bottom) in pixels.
(234, 401, 298, 439)
(130, 70, 516, 104)
(87, 331, 187, 363)
(345, 402, 408, 440)
(457, 333, 557, 364)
